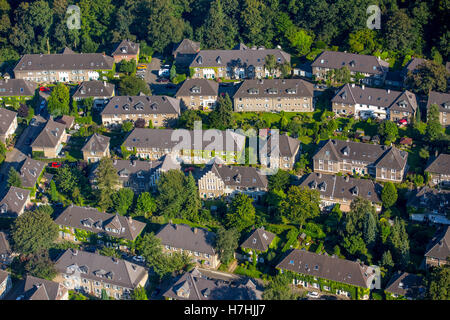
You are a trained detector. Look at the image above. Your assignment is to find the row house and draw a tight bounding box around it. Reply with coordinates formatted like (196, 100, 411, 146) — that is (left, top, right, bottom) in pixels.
(233, 78, 314, 113)
(277, 249, 379, 300)
(312, 139, 408, 182)
(0, 107, 17, 143)
(189, 45, 291, 80)
(31, 119, 68, 158)
(407, 187, 450, 225)
(111, 39, 140, 63)
(9, 275, 68, 300)
(72, 80, 115, 109)
(427, 91, 450, 127)
(425, 153, 450, 187)
(175, 78, 219, 110)
(332, 83, 418, 121)
(81, 133, 110, 163)
(172, 39, 201, 69)
(0, 186, 31, 217)
(122, 128, 246, 165)
(54, 249, 148, 300)
(311, 51, 389, 86)
(155, 223, 220, 269)
(13, 47, 114, 83)
(0, 79, 36, 106)
(297, 173, 382, 212)
(54, 205, 146, 249)
(402, 57, 427, 84)
(259, 129, 301, 170)
(384, 272, 425, 300)
(424, 226, 449, 269)
(197, 162, 268, 201)
(101, 95, 181, 128)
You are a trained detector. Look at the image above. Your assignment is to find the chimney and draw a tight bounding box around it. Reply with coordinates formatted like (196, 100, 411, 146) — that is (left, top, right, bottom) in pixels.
(387, 89, 390, 94)
(344, 175, 349, 182)
(351, 83, 355, 88)
(128, 216, 132, 223)
(193, 227, 198, 234)
(361, 85, 365, 90)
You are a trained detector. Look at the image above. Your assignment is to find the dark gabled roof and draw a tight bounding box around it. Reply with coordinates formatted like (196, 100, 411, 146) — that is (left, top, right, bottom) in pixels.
(233, 79, 314, 99)
(407, 187, 450, 215)
(189, 48, 290, 68)
(313, 139, 408, 170)
(0, 79, 37, 96)
(81, 133, 110, 153)
(426, 91, 450, 114)
(404, 57, 428, 74)
(175, 79, 219, 97)
(424, 226, 450, 261)
(54, 205, 146, 241)
(13, 51, 114, 72)
(276, 249, 374, 288)
(201, 163, 268, 189)
(241, 228, 275, 252)
(73, 80, 115, 99)
(123, 128, 246, 153)
(173, 39, 201, 56)
(13, 275, 66, 300)
(0, 231, 11, 256)
(0, 187, 30, 217)
(0, 107, 17, 134)
(258, 129, 300, 158)
(101, 95, 181, 116)
(55, 249, 148, 289)
(31, 119, 66, 149)
(297, 172, 382, 204)
(155, 223, 216, 255)
(55, 115, 75, 130)
(385, 271, 425, 299)
(425, 154, 450, 175)
(111, 40, 140, 56)
(19, 156, 45, 188)
(163, 267, 262, 300)
(311, 51, 389, 75)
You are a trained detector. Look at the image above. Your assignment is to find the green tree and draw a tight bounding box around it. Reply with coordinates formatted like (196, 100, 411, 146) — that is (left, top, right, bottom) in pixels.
(263, 273, 297, 300)
(135, 192, 157, 218)
(215, 227, 239, 265)
(121, 121, 134, 132)
(11, 210, 58, 254)
(156, 170, 187, 218)
(131, 286, 148, 300)
(426, 265, 450, 300)
(426, 104, 444, 142)
(24, 251, 57, 280)
(118, 76, 151, 96)
(380, 250, 394, 271)
(268, 168, 290, 191)
(99, 246, 121, 258)
(50, 180, 59, 202)
(183, 173, 201, 222)
(389, 217, 410, 267)
(7, 167, 22, 188)
(363, 211, 377, 248)
(209, 93, 233, 130)
(406, 60, 449, 95)
(345, 197, 376, 236)
(47, 83, 70, 116)
(112, 188, 134, 215)
(348, 29, 379, 54)
(54, 166, 78, 195)
(96, 157, 119, 211)
(264, 54, 277, 75)
(226, 193, 255, 232)
(384, 10, 416, 53)
(118, 59, 136, 75)
(280, 186, 320, 230)
(381, 182, 398, 208)
(378, 120, 398, 143)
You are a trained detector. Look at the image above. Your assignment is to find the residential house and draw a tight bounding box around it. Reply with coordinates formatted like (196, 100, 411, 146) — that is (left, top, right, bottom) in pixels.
(311, 51, 389, 86)
(425, 153, 450, 186)
(55, 115, 75, 130)
(385, 272, 425, 300)
(172, 39, 201, 69)
(426, 91, 450, 127)
(408, 187, 450, 225)
(122, 128, 246, 164)
(196, 162, 268, 201)
(424, 226, 450, 269)
(13, 48, 115, 83)
(189, 46, 291, 80)
(0, 107, 17, 143)
(332, 84, 417, 121)
(101, 95, 181, 128)
(0, 187, 31, 217)
(31, 119, 68, 158)
(163, 267, 263, 300)
(402, 57, 427, 83)
(0, 270, 12, 299)
(277, 249, 379, 300)
(81, 133, 110, 163)
(111, 40, 140, 63)
(155, 223, 219, 269)
(240, 227, 276, 258)
(297, 173, 382, 212)
(54, 205, 146, 249)
(312, 139, 408, 182)
(175, 79, 219, 110)
(0, 232, 13, 267)
(8, 275, 68, 300)
(0, 79, 37, 106)
(18, 156, 45, 189)
(233, 78, 314, 113)
(72, 80, 115, 109)
(259, 129, 300, 170)
(54, 249, 148, 299)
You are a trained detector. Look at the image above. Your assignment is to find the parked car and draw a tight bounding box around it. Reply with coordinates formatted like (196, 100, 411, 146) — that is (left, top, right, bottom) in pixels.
(158, 68, 170, 77)
(30, 118, 37, 126)
(50, 162, 61, 168)
(132, 256, 145, 263)
(306, 291, 320, 299)
(137, 64, 147, 70)
(157, 78, 169, 83)
(39, 87, 50, 92)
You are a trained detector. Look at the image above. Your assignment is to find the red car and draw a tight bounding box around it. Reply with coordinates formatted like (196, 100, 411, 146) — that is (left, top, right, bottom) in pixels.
(39, 87, 50, 92)
(50, 162, 61, 168)
(157, 78, 169, 83)
(184, 167, 195, 172)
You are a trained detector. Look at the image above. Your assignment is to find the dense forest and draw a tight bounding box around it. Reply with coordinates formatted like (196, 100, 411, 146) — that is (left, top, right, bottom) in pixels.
(0, 0, 448, 69)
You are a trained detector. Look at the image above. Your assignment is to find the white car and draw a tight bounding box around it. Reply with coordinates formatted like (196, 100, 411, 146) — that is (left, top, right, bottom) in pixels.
(306, 291, 320, 299)
(132, 256, 145, 263)
(158, 68, 170, 77)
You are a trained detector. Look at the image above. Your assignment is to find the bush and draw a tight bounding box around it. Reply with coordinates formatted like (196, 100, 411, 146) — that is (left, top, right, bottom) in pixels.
(172, 73, 187, 84)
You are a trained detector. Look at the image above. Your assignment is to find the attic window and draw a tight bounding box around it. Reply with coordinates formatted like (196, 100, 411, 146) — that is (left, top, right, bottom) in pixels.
(289, 260, 294, 265)
(286, 88, 296, 94)
(248, 88, 259, 94)
(252, 238, 257, 244)
(314, 265, 319, 271)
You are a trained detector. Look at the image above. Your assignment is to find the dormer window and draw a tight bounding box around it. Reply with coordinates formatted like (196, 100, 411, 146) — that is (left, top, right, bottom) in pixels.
(123, 104, 130, 110)
(319, 182, 326, 191)
(352, 186, 359, 196)
(197, 56, 203, 64)
(248, 88, 259, 94)
(310, 180, 317, 189)
(342, 146, 350, 156)
(252, 238, 257, 244)
(286, 88, 296, 94)
(216, 56, 222, 64)
(267, 88, 277, 94)
(191, 86, 200, 93)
